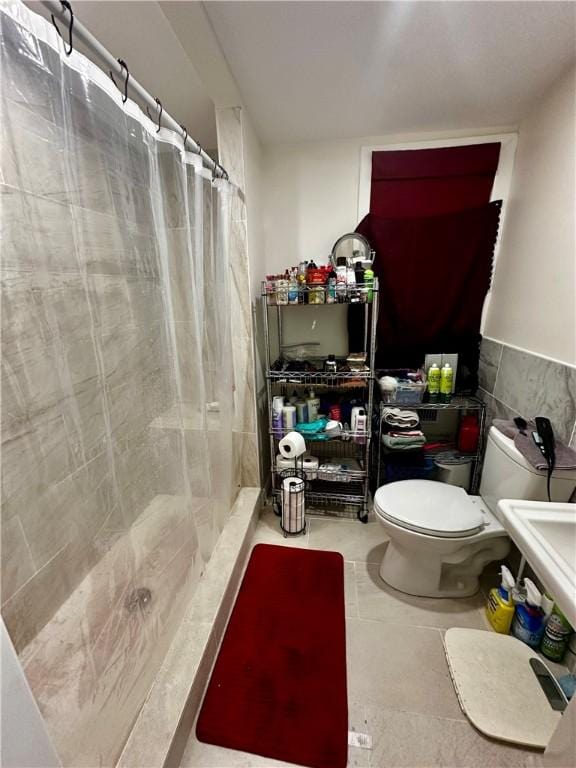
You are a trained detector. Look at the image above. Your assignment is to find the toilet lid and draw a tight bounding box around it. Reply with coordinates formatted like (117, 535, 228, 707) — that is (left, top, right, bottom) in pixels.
(374, 480, 484, 538)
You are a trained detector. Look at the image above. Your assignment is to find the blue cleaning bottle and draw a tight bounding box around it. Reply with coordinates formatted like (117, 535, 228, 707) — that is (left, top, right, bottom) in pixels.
(512, 578, 546, 649)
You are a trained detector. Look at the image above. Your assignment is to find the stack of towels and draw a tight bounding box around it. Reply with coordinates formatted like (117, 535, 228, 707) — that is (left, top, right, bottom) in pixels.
(381, 407, 425, 451)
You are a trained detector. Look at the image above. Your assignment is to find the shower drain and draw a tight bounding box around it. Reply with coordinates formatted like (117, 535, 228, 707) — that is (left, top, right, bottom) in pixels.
(125, 587, 152, 613)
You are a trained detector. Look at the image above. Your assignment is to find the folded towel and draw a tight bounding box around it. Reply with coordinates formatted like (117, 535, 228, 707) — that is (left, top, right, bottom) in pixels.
(381, 407, 420, 429)
(493, 419, 576, 471)
(382, 433, 426, 450)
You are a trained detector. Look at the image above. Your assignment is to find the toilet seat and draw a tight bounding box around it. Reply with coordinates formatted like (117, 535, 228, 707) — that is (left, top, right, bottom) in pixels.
(374, 480, 485, 539)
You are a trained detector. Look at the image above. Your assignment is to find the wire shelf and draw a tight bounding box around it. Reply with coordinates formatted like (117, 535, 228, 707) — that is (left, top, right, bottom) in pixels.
(261, 280, 379, 304)
(271, 431, 370, 446)
(379, 395, 485, 411)
(273, 466, 367, 483)
(268, 369, 371, 386)
(273, 481, 365, 506)
(263, 276, 378, 523)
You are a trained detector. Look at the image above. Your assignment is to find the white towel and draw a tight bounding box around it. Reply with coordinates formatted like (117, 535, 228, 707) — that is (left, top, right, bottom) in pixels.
(381, 407, 420, 429)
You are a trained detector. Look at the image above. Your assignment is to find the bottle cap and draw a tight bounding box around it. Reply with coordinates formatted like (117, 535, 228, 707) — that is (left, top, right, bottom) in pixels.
(500, 565, 515, 591)
(524, 578, 542, 608)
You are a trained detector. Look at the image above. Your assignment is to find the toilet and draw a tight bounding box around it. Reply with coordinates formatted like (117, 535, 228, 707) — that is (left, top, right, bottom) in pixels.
(374, 426, 576, 598)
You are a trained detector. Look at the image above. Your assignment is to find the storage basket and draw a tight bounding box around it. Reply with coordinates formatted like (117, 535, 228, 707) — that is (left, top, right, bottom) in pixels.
(384, 456, 435, 483)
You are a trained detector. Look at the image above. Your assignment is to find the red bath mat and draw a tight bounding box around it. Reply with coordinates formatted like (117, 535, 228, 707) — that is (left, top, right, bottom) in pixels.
(196, 544, 348, 768)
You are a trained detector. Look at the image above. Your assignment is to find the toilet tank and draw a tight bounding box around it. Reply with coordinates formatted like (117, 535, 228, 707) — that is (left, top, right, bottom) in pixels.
(480, 427, 576, 520)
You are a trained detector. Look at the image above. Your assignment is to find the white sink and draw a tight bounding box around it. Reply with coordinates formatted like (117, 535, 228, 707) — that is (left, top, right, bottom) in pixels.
(498, 499, 576, 628)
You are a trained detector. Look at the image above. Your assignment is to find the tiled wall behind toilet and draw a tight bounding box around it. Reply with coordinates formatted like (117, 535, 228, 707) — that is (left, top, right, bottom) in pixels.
(478, 337, 576, 448)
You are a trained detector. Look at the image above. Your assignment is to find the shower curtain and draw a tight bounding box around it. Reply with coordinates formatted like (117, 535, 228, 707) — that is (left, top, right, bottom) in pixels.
(1, 1, 233, 765)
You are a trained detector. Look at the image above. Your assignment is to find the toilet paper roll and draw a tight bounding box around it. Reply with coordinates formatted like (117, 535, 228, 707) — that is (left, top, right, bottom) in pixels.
(279, 431, 306, 459)
(302, 455, 319, 480)
(276, 454, 298, 472)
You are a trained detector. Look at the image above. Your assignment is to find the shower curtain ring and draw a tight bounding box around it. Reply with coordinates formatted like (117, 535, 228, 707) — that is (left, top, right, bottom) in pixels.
(212, 163, 228, 182)
(51, 0, 74, 56)
(110, 59, 130, 104)
(146, 98, 163, 133)
(179, 124, 188, 148)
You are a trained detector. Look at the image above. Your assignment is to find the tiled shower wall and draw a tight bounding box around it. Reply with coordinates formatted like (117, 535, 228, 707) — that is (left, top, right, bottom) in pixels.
(216, 106, 260, 487)
(478, 337, 576, 448)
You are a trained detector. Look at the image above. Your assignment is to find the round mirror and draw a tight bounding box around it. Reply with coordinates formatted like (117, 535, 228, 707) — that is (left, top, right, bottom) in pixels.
(331, 232, 373, 265)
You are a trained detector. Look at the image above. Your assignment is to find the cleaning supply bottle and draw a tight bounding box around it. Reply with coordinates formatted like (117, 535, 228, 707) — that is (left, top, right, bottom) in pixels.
(485, 566, 516, 634)
(512, 578, 546, 648)
(306, 389, 320, 421)
(440, 363, 453, 403)
(541, 603, 573, 662)
(427, 363, 441, 403)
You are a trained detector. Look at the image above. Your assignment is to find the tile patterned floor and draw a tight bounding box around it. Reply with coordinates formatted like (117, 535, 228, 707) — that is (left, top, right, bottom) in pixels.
(181, 509, 543, 767)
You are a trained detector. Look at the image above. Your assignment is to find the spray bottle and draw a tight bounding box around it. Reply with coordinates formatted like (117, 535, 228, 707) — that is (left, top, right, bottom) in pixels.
(485, 566, 516, 634)
(512, 578, 546, 648)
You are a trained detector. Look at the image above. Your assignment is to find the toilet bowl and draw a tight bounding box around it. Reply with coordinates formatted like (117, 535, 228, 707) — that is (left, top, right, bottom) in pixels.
(374, 481, 509, 597)
(374, 427, 576, 599)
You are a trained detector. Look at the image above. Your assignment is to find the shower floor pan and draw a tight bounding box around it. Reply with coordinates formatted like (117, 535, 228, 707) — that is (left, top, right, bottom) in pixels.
(20, 488, 260, 768)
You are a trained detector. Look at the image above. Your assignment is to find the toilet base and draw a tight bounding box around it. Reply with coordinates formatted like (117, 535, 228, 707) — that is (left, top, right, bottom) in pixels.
(379, 535, 510, 599)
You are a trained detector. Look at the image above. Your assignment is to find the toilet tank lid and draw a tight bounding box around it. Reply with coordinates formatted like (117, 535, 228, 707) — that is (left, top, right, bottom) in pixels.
(488, 427, 576, 480)
(374, 480, 484, 536)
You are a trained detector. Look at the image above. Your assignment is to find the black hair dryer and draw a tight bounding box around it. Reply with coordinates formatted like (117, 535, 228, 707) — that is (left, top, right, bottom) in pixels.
(533, 417, 556, 501)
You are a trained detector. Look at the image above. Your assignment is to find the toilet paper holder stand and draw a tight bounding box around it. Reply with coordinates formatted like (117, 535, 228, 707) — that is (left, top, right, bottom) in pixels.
(276, 464, 308, 537)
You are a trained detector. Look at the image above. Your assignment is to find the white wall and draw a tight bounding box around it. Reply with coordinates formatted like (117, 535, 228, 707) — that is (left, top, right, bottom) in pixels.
(262, 126, 516, 356)
(484, 65, 576, 365)
(262, 125, 515, 274)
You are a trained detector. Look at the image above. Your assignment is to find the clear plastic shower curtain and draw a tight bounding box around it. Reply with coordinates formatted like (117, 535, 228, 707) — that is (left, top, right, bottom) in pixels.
(0, 2, 233, 764)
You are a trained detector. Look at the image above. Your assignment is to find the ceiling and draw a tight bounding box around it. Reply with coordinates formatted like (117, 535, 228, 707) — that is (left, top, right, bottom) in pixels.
(205, 1, 576, 145)
(28, 1, 218, 148)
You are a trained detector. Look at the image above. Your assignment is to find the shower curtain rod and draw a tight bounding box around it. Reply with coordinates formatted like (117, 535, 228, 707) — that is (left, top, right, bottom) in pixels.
(38, 0, 229, 180)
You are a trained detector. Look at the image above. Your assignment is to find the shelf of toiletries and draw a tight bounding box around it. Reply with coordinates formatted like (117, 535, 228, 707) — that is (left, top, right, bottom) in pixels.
(268, 370, 370, 386)
(268, 353, 370, 387)
(261, 276, 378, 306)
(262, 265, 378, 523)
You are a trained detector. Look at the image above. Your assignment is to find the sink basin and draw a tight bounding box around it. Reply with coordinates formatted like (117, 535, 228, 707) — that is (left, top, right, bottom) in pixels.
(498, 499, 576, 628)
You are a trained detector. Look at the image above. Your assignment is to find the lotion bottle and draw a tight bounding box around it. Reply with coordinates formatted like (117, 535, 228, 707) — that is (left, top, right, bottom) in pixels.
(306, 389, 320, 422)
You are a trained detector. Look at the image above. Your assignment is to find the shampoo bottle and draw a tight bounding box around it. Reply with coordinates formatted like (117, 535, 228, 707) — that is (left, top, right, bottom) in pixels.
(512, 578, 546, 648)
(440, 363, 453, 403)
(363, 262, 374, 303)
(427, 363, 441, 403)
(485, 566, 516, 634)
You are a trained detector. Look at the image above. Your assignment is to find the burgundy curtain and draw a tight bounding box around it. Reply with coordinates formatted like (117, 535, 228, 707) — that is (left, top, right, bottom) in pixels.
(353, 202, 502, 384)
(370, 143, 501, 218)
(351, 143, 502, 388)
